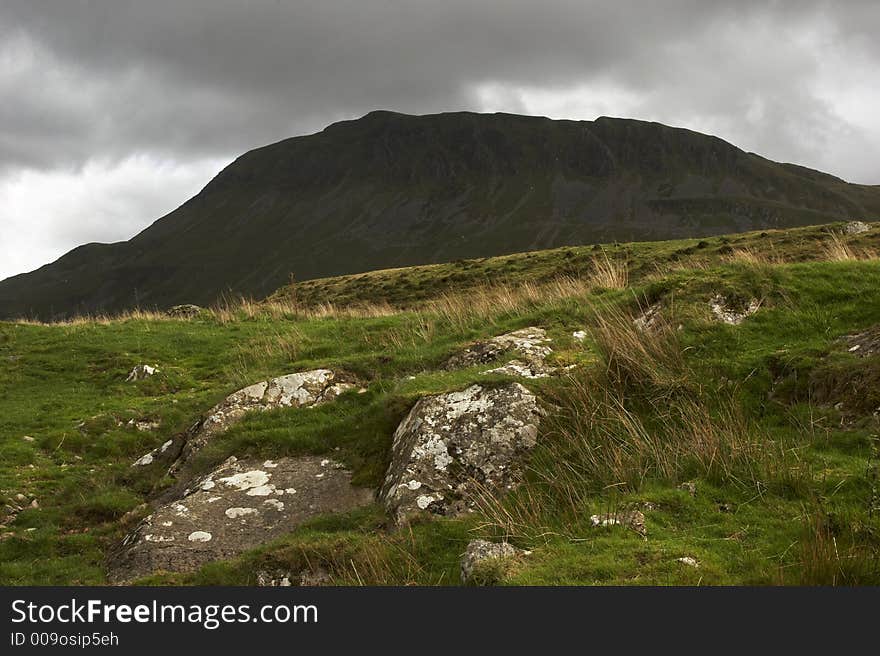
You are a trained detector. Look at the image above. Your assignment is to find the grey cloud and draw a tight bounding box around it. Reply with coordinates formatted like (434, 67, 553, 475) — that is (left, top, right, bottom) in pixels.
(2, 1, 877, 178)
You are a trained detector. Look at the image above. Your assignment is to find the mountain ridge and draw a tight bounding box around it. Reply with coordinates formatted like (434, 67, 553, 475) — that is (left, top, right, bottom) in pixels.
(2, 110, 879, 320)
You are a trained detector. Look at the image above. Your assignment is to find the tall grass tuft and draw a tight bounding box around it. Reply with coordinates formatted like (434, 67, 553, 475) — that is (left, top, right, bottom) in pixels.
(588, 251, 629, 289)
(476, 303, 790, 541)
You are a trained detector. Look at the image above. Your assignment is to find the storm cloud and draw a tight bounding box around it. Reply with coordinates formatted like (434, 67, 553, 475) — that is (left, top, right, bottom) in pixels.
(1, 0, 879, 279)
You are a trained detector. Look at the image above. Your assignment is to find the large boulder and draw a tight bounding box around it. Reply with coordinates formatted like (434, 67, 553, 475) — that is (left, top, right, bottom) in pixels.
(379, 383, 542, 523)
(165, 370, 354, 476)
(109, 456, 372, 582)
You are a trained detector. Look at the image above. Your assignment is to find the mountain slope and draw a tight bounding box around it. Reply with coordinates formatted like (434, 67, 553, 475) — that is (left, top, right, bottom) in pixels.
(2, 110, 879, 320)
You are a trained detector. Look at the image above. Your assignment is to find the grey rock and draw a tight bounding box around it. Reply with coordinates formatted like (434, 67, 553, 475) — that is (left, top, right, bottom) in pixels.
(590, 509, 647, 537)
(460, 539, 521, 584)
(844, 221, 871, 235)
(379, 383, 542, 523)
(446, 327, 554, 378)
(679, 481, 697, 496)
(110, 455, 372, 582)
(709, 295, 760, 325)
(166, 304, 203, 318)
(125, 364, 159, 382)
(167, 369, 354, 476)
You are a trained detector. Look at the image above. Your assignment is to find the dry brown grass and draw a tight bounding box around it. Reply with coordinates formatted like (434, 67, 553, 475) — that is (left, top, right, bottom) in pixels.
(474, 303, 787, 541)
(588, 251, 629, 289)
(724, 245, 786, 266)
(423, 275, 593, 331)
(785, 506, 880, 585)
(822, 231, 878, 262)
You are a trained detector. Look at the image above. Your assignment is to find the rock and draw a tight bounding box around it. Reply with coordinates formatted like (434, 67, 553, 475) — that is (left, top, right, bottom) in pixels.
(677, 556, 700, 568)
(166, 304, 203, 318)
(22, 435, 35, 443)
(679, 482, 697, 497)
(446, 327, 554, 378)
(128, 418, 160, 432)
(844, 326, 880, 358)
(299, 567, 332, 586)
(708, 295, 760, 325)
(29, 499, 38, 509)
(484, 359, 551, 379)
(256, 570, 293, 587)
(633, 303, 663, 332)
(460, 539, 522, 585)
(168, 370, 354, 476)
(844, 221, 871, 235)
(589, 510, 647, 537)
(379, 383, 542, 523)
(572, 330, 588, 342)
(131, 438, 177, 467)
(109, 455, 372, 582)
(126, 364, 159, 382)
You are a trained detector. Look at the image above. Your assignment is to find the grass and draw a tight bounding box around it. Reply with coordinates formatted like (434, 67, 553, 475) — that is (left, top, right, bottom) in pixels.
(2, 221, 880, 585)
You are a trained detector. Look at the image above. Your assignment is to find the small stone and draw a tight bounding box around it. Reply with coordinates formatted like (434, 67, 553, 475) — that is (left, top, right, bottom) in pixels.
(126, 364, 159, 382)
(22, 435, 35, 443)
(677, 556, 700, 568)
(29, 499, 39, 509)
(187, 531, 212, 542)
(166, 304, 203, 319)
(461, 539, 522, 584)
(709, 295, 760, 325)
(572, 330, 587, 341)
(679, 482, 697, 497)
(589, 510, 647, 537)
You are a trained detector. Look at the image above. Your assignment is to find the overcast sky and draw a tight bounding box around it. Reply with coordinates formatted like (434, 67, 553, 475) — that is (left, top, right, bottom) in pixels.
(1, 1, 878, 281)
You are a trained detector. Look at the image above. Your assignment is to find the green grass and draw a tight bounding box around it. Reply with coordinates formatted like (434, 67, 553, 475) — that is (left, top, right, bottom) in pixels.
(2, 222, 880, 585)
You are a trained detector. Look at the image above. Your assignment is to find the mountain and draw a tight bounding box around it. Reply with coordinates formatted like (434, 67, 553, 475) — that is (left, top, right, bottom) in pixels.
(2, 110, 879, 320)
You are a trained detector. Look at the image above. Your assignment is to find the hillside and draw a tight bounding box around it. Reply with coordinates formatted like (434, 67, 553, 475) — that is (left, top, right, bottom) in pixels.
(2, 111, 880, 321)
(2, 222, 880, 586)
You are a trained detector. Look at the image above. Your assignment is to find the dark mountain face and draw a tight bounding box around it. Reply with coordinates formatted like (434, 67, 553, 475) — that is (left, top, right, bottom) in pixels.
(2, 110, 879, 320)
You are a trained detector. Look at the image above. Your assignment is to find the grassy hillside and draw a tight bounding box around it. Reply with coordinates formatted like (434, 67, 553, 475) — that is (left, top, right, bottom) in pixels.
(3, 111, 880, 321)
(1, 221, 879, 585)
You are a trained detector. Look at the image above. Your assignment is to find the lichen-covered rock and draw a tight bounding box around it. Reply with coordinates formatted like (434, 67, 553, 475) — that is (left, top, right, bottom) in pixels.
(484, 359, 550, 379)
(590, 509, 647, 537)
(446, 327, 554, 378)
(709, 295, 760, 325)
(844, 325, 880, 358)
(132, 438, 177, 467)
(166, 304, 203, 318)
(379, 383, 542, 523)
(126, 364, 159, 382)
(844, 221, 871, 235)
(109, 456, 372, 582)
(460, 539, 522, 585)
(168, 370, 354, 476)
